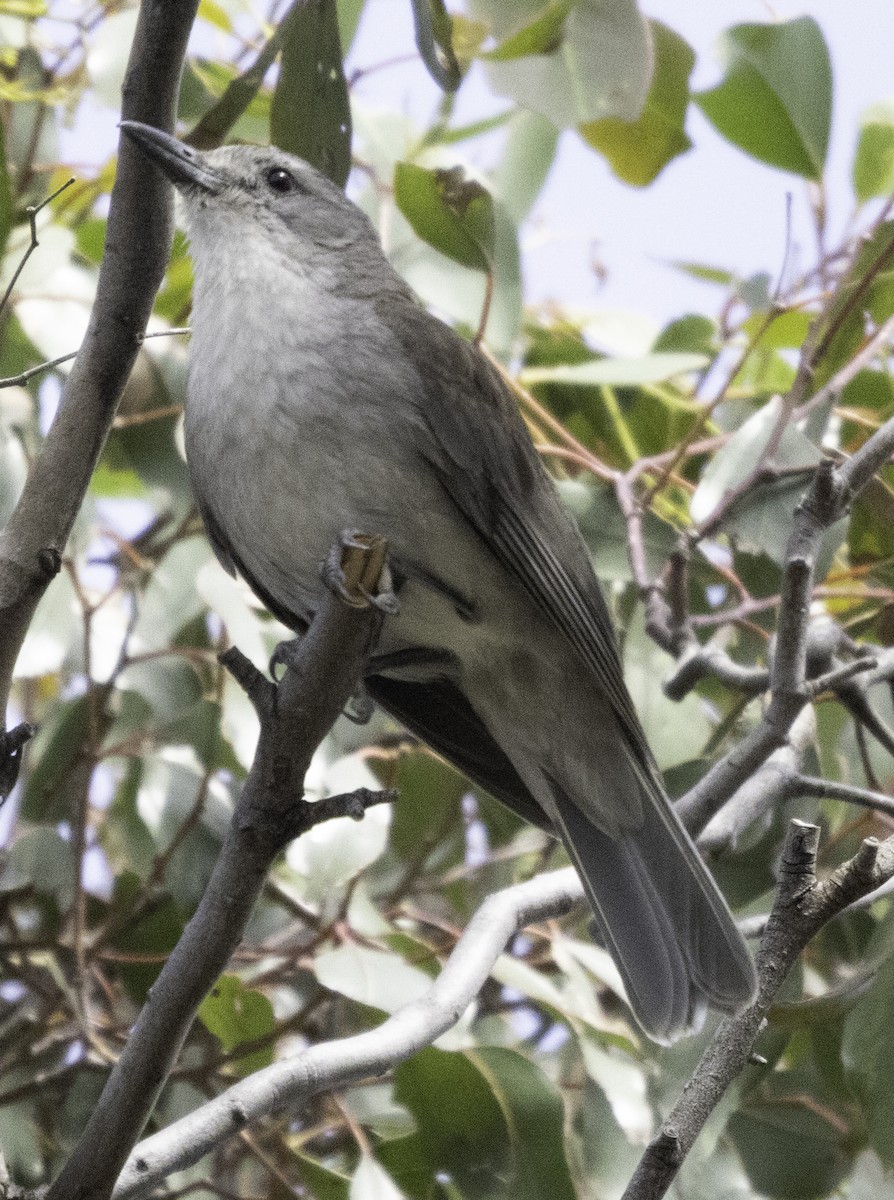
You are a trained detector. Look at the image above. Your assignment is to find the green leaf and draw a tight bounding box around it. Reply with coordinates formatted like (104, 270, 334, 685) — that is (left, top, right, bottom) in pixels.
(394, 1048, 511, 1197)
(22, 695, 90, 820)
(843, 939, 894, 1166)
(110, 872, 185, 1004)
(350, 1155, 406, 1200)
(729, 1074, 855, 1198)
(389, 750, 465, 862)
(853, 100, 894, 204)
(581, 21, 694, 186)
(292, 1151, 350, 1200)
(0, 117, 12, 258)
(521, 351, 707, 387)
(8, 828, 74, 907)
(187, 28, 282, 149)
(492, 110, 558, 224)
(409, 0, 461, 91)
(623, 607, 714, 768)
(695, 17, 832, 180)
(394, 162, 495, 271)
(198, 973, 276, 1076)
(558, 478, 676, 583)
(467, 1047, 577, 1200)
(271, 0, 351, 187)
(482, 1, 571, 60)
(476, 0, 653, 129)
(336, 0, 366, 53)
(741, 308, 813, 350)
(314, 944, 433, 1014)
(690, 396, 822, 558)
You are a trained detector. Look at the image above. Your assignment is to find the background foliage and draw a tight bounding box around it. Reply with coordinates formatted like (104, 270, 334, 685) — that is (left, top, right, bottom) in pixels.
(2, 1, 894, 1198)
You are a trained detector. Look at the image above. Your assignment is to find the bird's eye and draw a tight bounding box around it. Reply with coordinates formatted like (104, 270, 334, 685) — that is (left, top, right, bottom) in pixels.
(265, 166, 297, 194)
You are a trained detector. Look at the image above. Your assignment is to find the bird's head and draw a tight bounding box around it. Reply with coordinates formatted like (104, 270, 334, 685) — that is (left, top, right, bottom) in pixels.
(119, 122, 375, 262)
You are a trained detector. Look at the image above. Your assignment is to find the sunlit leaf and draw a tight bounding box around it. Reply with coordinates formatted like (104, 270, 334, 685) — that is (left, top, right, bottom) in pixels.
(475, 0, 653, 128)
(198, 973, 276, 1076)
(696, 17, 832, 180)
(394, 161, 495, 271)
(314, 943, 433, 1013)
(271, 0, 351, 187)
(854, 100, 894, 203)
(581, 21, 694, 186)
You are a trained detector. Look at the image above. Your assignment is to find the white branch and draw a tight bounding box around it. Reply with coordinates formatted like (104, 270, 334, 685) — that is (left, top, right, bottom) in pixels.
(112, 867, 584, 1200)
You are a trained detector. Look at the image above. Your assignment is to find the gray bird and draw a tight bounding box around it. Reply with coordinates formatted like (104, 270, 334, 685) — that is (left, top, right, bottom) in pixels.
(121, 121, 757, 1043)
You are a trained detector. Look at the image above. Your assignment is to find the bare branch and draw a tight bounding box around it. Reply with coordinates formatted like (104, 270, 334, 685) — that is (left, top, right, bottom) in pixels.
(0, 0, 199, 750)
(45, 534, 392, 1200)
(622, 821, 894, 1200)
(111, 868, 585, 1200)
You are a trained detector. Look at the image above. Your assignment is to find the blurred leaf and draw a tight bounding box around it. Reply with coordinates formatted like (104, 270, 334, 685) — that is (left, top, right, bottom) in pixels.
(0, 0, 47, 12)
(394, 162, 495, 271)
(558, 479, 676, 583)
(292, 1152, 351, 1200)
(843, 939, 894, 1166)
(482, 1, 571, 60)
(729, 1073, 856, 1198)
(131, 536, 212, 654)
(0, 117, 12, 258)
(109, 872, 184, 1004)
(314, 943, 433, 1014)
(492, 111, 558, 224)
(581, 21, 694, 186)
(409, 0, 461, 91)
(521, 350, 707, 386)
(337, 0, 366, 52)
(468, 1047, 577, 1200)
(696, 17, 831, 180)
(690, 395, 821, 559)
(350, 1155, 406, 1200)
(742, 308, 813, 350)
(8, 828, 74, 907)
(271, 0, 351, 187)
(0, 424, 27, 525)
(187, 27, 281, 149)
(475, 0, 652, 128)
(623, 607, 714, 768)
(394, 1048, 511, 1197)
(198, 973, 276, 1076)
(21, 694, 89, 820)
(287, 793, 391, 902)
(653, 314, 717, 356)
(853, 100, 894, 203)
(389, 751, 466, 862)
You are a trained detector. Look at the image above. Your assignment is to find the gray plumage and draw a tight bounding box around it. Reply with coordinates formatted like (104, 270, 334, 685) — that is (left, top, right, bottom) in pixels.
(121, 122, 757, 1043)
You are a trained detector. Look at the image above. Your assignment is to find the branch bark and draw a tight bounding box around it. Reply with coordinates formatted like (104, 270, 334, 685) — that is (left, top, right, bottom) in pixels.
(110, 867, 585, 1200)
(0, 0, 198, 764)
(622, 821, 894, 1200)
(45, 533, 392, 1200)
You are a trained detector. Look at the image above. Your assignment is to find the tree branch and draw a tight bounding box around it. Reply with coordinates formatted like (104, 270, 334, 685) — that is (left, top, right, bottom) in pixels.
(45, 533, 392, 1200)
(0, 0, 199, 756)
(110, 868, 585, 1200)
(622, 821, 894, 1200)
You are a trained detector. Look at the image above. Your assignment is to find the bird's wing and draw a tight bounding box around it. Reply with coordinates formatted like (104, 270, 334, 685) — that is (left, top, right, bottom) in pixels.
(365, 673, 554, 833)
(375, 294, 655, 772)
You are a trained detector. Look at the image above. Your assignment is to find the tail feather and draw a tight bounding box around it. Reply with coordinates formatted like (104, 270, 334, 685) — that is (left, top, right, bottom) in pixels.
(550, 781, 756, 1044)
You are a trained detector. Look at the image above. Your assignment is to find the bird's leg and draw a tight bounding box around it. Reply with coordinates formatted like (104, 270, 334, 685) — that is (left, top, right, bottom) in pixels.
(321, 531, 400, 615)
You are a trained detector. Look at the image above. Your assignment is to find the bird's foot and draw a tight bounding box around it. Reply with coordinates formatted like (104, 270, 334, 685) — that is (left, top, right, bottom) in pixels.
(344, 684, 375, 725)
(321, 532, 400, 616)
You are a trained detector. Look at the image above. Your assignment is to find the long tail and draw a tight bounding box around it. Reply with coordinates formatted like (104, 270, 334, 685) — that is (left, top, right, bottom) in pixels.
(550, 781, 757, 1044)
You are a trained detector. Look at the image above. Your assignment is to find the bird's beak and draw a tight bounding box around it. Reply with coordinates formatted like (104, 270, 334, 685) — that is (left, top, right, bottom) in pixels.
(119, 121, 223, 195)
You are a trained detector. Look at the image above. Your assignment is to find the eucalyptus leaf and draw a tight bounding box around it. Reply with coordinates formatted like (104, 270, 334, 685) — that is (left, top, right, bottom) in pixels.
(695, 17, 832, 180)
(314, 943, 432, 1013)
(271, 0, 351, 187)
(581, 20, 694, 186)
